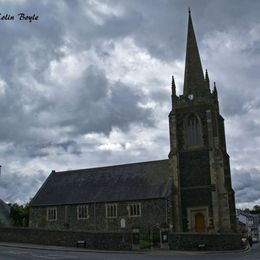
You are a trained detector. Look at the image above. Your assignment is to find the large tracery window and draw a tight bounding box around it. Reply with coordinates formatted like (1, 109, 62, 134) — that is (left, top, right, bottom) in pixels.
(185, 114, 203, 147)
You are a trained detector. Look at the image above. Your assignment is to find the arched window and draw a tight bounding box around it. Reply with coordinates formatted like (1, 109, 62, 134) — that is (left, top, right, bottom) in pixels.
(184, 114, 203, 147)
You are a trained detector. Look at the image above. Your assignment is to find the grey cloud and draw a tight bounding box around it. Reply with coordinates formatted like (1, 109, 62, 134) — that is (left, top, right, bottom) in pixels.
(0, 1, 155, 146)
(25, 141, 82, 158)
(0, 170, 46, 204)
(150, 89, 170, 104)
(232, 168, 260, 204)
(0, 64, 153, 152)
(107, 0, 260, 62)
(48, 67, 154, 135)
(0, 2, 65, 77)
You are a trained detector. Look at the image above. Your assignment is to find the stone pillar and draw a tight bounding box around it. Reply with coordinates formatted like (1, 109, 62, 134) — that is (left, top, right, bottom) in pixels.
(169, 112, 182, 232)
(206, 110, 219, 232)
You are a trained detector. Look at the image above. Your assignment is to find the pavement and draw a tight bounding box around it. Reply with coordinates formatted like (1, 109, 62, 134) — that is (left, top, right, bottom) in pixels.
(1, 242, 139, 254)
(0, 242, 250, 256)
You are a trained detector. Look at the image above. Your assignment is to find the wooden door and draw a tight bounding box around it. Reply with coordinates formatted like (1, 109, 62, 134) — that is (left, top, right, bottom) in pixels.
(195, 213, 205, 232)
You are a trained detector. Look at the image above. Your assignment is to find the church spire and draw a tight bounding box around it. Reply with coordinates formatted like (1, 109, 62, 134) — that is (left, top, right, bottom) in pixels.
(205, 69, 210, 89)
(183, 10, 208, 96)
(171, 75, 177, 108)
(171, 75, 176, 96)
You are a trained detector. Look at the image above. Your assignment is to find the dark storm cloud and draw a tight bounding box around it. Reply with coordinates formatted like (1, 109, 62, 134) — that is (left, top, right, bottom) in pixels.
(25, 140, 82, 158)
(0, 0, 156, 203)
(0, 63, 153, 144)
(103, 0, 260, 63)
(0, 2, 64, 78)
(0, 1, 154, 144)
(37, 66, 153, 136)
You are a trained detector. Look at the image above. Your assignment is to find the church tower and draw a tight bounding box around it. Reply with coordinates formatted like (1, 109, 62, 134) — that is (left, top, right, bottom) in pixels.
(169, 11, 237, 233)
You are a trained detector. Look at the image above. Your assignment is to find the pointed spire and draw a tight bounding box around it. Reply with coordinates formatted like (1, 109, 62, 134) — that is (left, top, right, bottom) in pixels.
(171, 75, 176, 96)
(213, 82, 219, 111)
(213, 81, 218, 96)
(205, 69, 209, 81)
(205, 69, 210, 89)
(171, 75, 177, 108)
(183, 10, 209, 96)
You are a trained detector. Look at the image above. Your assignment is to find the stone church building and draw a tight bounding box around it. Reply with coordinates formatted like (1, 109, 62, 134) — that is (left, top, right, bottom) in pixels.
(30, 12, 237, 235)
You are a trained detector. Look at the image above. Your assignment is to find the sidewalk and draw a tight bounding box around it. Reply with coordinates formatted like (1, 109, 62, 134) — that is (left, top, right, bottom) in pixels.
(0, 242, 139, 254)
(0, 242, 250, 256)
(147, 246, 250, 256)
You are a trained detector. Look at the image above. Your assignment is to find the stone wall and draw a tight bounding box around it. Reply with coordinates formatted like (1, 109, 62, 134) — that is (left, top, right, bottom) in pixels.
(30, 198, 170, 232)
(179, 150, 212, 231)
(0, 227, 132, 250)
(0, 227, 242, 251)
(169, 233, 241, 251)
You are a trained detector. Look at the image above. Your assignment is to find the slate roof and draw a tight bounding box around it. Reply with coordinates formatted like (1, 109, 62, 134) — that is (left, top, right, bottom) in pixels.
(30, 159, 171, 206)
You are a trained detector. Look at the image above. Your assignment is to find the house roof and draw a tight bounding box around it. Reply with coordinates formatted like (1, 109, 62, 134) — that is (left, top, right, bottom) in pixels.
(30, 159, 171, 206)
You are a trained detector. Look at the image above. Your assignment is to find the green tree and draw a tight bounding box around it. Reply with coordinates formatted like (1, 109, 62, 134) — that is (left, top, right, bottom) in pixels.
(9, 203, 29, 227)
(250, 205, 260, 214)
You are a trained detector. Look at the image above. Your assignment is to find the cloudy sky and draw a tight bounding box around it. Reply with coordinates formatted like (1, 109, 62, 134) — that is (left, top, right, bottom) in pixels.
(0, 0, 259, 209)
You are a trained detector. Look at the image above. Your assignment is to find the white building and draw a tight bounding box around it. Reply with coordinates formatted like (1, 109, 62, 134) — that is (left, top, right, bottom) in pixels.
(236, 209, 259, 242)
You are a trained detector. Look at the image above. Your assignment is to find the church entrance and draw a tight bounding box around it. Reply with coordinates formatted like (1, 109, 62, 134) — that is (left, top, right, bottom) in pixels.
(195, 212, 205, 232)
(187, 207, 208, 233)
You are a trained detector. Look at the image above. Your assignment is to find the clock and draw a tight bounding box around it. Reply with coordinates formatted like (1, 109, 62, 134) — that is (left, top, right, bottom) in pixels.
(188, 94, 194, 100)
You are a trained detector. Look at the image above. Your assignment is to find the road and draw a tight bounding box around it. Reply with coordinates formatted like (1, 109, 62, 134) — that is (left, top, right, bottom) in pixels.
(0, 244, 259, 260)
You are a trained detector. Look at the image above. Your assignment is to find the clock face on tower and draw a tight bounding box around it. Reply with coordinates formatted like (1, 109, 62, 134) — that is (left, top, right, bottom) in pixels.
(188, 94, 194, 100)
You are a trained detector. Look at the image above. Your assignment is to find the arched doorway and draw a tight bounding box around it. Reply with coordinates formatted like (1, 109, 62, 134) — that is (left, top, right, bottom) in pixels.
(195, 213, 205, 232)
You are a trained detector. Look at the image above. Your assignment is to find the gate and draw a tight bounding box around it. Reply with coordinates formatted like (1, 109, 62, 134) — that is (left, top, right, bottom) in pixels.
(139, 226, 160, 249)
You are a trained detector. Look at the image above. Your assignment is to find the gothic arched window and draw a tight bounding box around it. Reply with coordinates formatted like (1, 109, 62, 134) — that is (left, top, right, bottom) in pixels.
(184, 114, 203, 147)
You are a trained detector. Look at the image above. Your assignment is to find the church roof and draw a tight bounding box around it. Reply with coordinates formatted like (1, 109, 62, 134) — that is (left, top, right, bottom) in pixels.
(30, 159, 171, 206)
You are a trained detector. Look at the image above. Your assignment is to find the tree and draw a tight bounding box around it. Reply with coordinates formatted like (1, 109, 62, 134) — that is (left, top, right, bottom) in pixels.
(9, 203, 29, 227)
(249, 205, 260, 214)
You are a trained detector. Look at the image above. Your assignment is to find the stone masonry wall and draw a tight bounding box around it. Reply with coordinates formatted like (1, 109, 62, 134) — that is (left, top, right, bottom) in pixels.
(0, 227, 132, 250)
(30, 198, 169, 233)
(169, 233, 241, 251)
(0, 227, 242, 251)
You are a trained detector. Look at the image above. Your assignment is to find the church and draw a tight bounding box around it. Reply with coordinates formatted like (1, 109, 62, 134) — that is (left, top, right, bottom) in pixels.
(29, 12, 237, 235)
